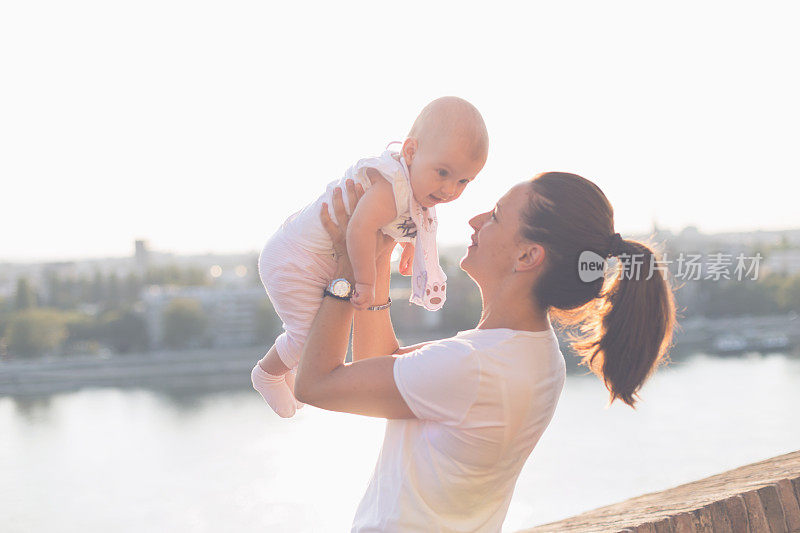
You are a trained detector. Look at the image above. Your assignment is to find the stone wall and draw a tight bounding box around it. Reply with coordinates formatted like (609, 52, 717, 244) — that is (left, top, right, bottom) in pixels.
(521, 450, 800, 532)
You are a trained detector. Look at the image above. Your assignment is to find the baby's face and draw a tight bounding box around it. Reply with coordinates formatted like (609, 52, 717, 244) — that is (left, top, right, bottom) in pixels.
(405, 138, 486, 209)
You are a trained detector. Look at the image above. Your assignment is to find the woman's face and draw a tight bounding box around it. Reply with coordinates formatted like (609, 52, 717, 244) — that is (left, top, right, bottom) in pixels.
(460, 182, 532, 282)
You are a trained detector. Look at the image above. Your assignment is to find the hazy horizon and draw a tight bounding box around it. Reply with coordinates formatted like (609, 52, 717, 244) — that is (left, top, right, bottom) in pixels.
(3, 219, 799, 265)
(2, 1, 798, 263)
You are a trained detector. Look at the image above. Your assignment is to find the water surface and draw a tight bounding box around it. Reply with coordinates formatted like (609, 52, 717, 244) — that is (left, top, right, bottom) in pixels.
(2, 352, 799, 532)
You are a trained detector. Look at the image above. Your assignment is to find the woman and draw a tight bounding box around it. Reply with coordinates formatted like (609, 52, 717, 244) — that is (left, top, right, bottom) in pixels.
(294, 172, 677, 532)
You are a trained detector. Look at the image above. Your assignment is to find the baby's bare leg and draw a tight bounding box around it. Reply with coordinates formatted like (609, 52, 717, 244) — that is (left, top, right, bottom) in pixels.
(258, 346, 291, 375)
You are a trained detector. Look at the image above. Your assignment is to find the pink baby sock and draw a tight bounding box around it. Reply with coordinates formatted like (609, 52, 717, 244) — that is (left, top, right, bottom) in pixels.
(251, 363, 296, 418)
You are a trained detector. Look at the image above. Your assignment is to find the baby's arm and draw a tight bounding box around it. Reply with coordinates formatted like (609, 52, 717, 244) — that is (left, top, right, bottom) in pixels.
(347, 175, 397, 310)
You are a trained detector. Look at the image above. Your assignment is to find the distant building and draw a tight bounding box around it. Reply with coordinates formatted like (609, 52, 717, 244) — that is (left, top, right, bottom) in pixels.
(142, 285, 268, 349)
(134, 240, 149, 276)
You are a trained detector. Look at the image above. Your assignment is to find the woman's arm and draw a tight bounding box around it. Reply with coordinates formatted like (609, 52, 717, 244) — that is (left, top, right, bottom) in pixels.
(352, 252, 436, 359)
(352, 239, 400, 361)
(293, 184, 416, 419)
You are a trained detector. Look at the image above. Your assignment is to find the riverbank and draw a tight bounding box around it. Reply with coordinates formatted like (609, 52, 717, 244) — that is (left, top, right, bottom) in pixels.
(2, 313, 798, 396)
(0, 346, 260, 396)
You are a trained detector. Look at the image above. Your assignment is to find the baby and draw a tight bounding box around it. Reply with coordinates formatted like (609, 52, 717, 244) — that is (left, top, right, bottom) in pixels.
(251, 96, 489, 418)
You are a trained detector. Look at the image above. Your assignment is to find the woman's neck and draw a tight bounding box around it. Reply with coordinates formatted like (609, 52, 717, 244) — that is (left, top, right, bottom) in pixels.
(476, 278, 552, 333)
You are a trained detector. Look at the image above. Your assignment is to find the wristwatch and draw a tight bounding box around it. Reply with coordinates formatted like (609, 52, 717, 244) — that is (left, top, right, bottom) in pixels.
(324, 278, 354, 300)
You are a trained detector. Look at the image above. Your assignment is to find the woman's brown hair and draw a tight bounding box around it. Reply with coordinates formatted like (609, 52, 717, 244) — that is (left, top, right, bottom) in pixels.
(521, 172, 677, 408)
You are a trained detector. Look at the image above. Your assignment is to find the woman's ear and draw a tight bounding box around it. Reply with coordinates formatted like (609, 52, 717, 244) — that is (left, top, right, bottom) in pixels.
(515, 242, 546, 273)
(401, 138, 418, 165)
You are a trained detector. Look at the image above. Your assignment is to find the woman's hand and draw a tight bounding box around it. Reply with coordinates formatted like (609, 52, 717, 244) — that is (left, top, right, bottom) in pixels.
(321, 178, 400, 279)
(320, 179, 365, 280)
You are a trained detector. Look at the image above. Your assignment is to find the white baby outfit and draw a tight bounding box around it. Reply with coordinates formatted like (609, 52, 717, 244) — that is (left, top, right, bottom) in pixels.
(258, 148, 447, 370)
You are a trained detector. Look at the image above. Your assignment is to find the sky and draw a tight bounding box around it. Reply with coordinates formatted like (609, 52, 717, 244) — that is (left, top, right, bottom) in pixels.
(1, 1, 798, 262)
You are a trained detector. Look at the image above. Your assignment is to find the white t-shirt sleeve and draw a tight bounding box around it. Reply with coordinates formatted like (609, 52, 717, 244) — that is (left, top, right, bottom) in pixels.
(392, 339, 481, 424)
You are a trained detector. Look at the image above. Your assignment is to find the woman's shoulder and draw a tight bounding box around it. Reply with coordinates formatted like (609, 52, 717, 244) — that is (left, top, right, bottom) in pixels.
(407, 329, 556, 358)
(399, 328, 558, 366)
(396, 330, 531, 373)
(401, 334, 480, 360)
(454, 328, 564, 374)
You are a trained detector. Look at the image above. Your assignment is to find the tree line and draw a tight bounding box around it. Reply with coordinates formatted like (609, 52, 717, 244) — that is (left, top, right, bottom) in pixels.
(0, 265, 271, 358)
(1, 261, 798, 360)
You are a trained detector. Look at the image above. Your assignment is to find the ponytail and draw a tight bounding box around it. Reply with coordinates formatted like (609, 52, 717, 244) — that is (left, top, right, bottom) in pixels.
(522, 173, 678, 408)
(559, 239, 677, 408)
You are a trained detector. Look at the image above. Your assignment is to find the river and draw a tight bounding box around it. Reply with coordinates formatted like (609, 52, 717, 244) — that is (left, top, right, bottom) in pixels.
(2, 351, 799, 532)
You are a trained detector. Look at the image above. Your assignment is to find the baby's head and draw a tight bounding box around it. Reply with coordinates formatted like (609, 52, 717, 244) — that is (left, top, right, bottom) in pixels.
(402, 97, 488, 208)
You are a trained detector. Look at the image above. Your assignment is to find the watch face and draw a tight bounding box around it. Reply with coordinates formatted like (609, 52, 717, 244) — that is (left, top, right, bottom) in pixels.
(331, 279, 351, 298)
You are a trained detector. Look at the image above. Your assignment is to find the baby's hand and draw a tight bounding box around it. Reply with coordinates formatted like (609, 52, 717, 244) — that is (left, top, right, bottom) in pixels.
(399, 242, 414, 276)
(351, 282, 375, 310)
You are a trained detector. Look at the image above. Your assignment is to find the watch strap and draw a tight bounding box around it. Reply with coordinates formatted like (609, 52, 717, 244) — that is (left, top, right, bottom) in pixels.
(324, 288, 351, 301)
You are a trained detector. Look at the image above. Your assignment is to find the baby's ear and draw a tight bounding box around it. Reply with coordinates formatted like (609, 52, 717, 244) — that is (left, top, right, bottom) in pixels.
(401, 137, 418, 163)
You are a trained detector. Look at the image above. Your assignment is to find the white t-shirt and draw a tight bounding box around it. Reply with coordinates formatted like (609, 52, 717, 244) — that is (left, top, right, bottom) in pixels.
(351, 327, 566, 533)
